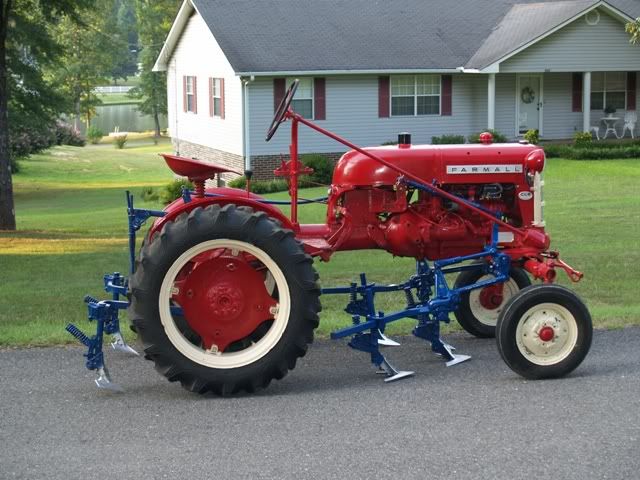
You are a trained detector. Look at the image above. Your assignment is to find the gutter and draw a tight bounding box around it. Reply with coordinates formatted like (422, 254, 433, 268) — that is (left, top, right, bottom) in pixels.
(235, 68, 461, 77)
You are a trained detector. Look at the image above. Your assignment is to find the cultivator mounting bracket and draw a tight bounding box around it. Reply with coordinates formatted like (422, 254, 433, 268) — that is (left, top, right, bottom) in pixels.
(324, 223, 509, 382)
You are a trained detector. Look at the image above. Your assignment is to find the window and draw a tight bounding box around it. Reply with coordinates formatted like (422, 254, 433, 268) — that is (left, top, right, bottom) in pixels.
(210, 78, 222, 117)
(591, 72, 626, 111)
(391, 75, 441, 116)
(185, 76, 197, 113)
(286, 77, 313, 118)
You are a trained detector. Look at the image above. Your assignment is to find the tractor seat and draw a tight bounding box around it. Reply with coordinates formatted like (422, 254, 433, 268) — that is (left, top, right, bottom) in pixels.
(160, 154, 242, 181)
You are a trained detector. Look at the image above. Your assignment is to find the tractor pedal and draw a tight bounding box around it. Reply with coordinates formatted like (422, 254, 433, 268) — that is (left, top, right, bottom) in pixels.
(376, 356, 414, 383)
(111, 332, 140, 356)
(95, 366, 124, 393)
(376, 329, 401, 347)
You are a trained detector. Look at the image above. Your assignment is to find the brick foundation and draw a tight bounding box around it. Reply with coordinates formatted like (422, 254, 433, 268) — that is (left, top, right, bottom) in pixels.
(250, 152, 345, 181)
(173, 139, 245, 184)
(172, 138, 345, 183)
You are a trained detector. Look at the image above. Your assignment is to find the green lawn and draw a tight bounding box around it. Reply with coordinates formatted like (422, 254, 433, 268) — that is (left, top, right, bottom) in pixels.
(1, 141, 639, 346)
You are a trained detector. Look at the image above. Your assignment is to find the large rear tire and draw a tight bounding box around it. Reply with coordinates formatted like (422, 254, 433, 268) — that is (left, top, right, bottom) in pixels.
(454, 265, 531, 338)
(496, 284, 592, 379)
(129, 204, 321, 395)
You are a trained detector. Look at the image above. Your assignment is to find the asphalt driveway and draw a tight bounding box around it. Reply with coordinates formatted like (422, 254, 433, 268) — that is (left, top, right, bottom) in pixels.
(1, 328, 639, 480)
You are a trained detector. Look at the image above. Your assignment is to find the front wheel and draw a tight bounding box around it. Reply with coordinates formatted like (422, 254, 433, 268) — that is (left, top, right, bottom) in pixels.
(454, 265, 531, 338)
(129, 204, 321, 395)
(496, 284, 592, 379)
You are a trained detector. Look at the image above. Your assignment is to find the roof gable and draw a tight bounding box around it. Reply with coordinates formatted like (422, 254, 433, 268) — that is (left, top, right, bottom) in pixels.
(466, 0, 635, 70)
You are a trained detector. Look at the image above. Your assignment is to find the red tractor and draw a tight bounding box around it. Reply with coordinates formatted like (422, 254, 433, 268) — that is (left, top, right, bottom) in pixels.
(68, 80, 592, 394)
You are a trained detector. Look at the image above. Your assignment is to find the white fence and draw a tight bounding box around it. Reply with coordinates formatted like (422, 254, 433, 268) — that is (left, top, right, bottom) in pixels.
(94, 86, 133, 94)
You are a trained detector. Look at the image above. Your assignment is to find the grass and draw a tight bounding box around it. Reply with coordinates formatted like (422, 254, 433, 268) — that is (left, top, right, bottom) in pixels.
(1, 143, 639, 346)
(96, 93, 141, 105)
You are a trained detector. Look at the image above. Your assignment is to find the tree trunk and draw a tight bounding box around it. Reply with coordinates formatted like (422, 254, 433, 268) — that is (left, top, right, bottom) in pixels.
(0, 0, 16, 230)
(73, 97, 81, 132)
(153, 104, 161, 138)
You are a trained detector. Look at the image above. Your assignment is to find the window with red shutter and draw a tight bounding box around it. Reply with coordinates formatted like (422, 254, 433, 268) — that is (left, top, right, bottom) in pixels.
(378, 76, 390, 118)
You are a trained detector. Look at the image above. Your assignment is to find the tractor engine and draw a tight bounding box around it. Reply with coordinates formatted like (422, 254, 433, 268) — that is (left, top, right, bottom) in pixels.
(327, 133, 546, 260)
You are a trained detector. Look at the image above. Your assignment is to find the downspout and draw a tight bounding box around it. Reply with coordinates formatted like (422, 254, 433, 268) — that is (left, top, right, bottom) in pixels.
(242, 75, 255, 171)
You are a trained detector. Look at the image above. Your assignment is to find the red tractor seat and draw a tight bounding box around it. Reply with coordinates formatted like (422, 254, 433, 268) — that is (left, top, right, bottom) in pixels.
(160, 154, 242, 181)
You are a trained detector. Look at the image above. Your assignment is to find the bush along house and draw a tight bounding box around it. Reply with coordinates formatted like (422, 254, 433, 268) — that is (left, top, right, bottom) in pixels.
(154, 0, 640, 181)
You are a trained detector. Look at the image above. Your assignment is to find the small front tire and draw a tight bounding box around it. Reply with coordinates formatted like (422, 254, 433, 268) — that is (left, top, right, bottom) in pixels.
(496, 284, 592, 379)
(454, 265, 531, 338)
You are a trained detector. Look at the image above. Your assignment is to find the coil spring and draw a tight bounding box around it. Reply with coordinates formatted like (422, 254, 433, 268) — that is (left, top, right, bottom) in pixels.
(349, 283, 357, 303)
(404, 288, 416, 308)
(66, 323, 91, 347)
(84, 295, 99, 305)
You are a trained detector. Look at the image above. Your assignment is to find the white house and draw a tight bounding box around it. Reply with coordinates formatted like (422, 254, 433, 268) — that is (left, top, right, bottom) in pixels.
(154, 0, 640, 180)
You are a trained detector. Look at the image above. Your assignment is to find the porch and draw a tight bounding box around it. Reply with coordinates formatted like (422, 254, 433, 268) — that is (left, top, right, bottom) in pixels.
(485, 71, 638, 140)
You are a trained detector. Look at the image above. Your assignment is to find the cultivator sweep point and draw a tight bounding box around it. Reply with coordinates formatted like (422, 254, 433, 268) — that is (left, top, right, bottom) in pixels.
(71, 80, 592, 395)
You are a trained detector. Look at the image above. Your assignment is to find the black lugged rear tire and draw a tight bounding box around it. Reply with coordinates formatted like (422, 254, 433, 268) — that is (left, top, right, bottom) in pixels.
(496, 284, 592, 379)
(128, 204, 321, 395)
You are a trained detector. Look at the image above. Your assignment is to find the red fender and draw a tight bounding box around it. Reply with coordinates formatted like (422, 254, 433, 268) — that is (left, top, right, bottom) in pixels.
(148, 187, 296, 238)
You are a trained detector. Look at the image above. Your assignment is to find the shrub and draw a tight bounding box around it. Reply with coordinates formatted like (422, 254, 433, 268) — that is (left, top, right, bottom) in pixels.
(114, 134, 128, 149)
(573, 131, 593, 148)
(226, 176, 289, 194)
(468, 129, 508, 143)
(381, 140, 398, 146)
(55, 122, 86, 147)
(161, 178, 193, 204)
(86, 125, 104, 145)
(9, 154, 20, 173)
(542, 143, 640, 160)
(431, 134, 465, 145)
(140, 186, 159, 203)
(524, 129, 539, 145)
(301, 153, 333, 185)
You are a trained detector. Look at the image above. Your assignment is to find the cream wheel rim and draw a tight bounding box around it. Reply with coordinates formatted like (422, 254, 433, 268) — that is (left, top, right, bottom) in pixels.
(158, 239, 291, 369)
(515, 302, 578, 366)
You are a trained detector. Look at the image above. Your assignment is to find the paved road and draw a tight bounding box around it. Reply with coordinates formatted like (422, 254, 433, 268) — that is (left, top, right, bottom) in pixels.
(1, 328, 639, 480)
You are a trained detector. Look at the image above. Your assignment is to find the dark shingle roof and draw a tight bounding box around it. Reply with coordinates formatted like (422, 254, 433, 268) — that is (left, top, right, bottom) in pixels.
(189, 0, 639, 73)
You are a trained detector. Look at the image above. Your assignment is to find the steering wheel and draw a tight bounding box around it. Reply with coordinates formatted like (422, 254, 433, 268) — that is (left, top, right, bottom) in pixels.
(265, 79, 299, 141)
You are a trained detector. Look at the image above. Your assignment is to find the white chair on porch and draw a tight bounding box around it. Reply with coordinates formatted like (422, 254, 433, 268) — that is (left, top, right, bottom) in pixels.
(590, 125, 600, 140)
(622, 111, 637, 139)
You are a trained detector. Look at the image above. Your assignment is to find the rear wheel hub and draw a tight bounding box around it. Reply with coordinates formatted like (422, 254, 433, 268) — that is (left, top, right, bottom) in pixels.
(173, 254, 277, 352)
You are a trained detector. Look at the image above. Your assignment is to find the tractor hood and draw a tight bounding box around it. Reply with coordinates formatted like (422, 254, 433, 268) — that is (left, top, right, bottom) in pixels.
(332, 143, 542, 188)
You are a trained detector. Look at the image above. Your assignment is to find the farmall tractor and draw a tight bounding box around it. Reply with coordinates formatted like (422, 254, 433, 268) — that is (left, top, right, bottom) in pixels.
(68, 80, 592, 394)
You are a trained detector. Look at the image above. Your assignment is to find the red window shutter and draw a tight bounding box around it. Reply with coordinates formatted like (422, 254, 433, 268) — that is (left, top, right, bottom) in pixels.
(273, 78, 286, 113)
(192, 77, 198, 114)
(314, 77, 326, 120)
(208, 78, 214, 117)
(378, 76, 390, 118)
(220, 78, 225, 119)
(627, 72, 636, 111)
(441, 75, 452, 116)
(183, 76, 187, 112)
(572, 73, 583, 113)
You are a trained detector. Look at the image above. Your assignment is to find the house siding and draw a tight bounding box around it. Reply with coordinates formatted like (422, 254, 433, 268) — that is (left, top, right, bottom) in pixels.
(501, 9, 640, 73)
(247, 74, 489, 157)
(167, 13, 244, 165)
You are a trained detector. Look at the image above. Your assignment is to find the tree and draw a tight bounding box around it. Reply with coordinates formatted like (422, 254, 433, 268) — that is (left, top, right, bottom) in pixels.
(626, 19, 640, 44)
(48, 0, 125, 130)
(0, 0, 94, 230)
(130, 0, 181, 138)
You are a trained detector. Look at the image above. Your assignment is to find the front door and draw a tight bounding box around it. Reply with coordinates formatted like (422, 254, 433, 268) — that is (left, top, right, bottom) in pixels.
(517, 75, 543, 135)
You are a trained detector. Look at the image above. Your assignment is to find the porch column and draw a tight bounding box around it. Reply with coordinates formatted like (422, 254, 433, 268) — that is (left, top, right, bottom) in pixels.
(583, 72, 591, 132)
(487, 73, 496, 130)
